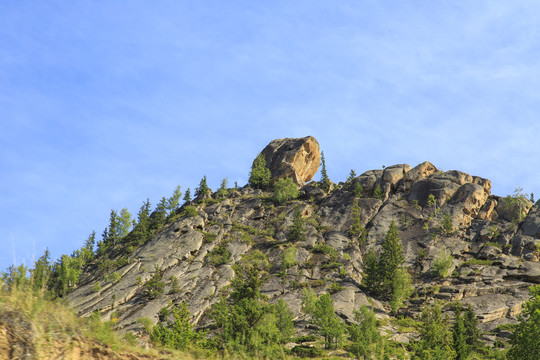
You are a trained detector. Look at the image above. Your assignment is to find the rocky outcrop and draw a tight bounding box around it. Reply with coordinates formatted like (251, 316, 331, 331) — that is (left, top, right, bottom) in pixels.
(258, 136, 320, 185)
(67, 159, 539, 347)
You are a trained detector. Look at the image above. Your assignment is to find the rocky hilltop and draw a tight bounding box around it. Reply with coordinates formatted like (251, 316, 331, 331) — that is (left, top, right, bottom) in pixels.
(67, 137, 540, 346)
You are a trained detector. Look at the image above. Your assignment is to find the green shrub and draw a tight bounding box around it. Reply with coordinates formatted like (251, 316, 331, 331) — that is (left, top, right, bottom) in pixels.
(293, 334, 317, 343)
(202, 231, 217, 243)
(352, 182, 364, 198)
(92, 282, 102, 292)
(287, 206, 307, 242)
(273, 177, 299, 204)
(169, 275, 180, 294)
(181, 205, 198, 217)
(461, 259, 493, 267)
(145, 266, 165, 299)
(373, 185, 383, 201)
(207, 245, 231, 266)
(329, 281, 345, 294)
(150, 302, 201, 350)
(249, 154, 271, 189)
(291, 345, 323, 358)
(441, 213, 453, 235)
(282, 246, 298, 270)
(432, 251, 453, 278)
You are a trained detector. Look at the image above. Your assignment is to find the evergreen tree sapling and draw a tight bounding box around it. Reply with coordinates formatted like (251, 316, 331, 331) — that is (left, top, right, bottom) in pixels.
(195, 175, 210, 199)
(273, 177, 299, 204)
(287, 206, 307, 242)
(166, 185, 182, 214)
(217, 178, 228, 198)
(349, 197, 367, 248)
(183, 188, 191, 202)
(249, 154, 271, 189)
(320, 151, 330, 192)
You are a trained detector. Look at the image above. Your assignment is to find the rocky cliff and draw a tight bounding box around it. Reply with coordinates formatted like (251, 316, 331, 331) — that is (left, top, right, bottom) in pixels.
(67, 139, 540, 347)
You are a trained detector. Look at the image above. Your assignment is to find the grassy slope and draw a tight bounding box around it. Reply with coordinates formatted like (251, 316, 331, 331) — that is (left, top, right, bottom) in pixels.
(0, 286, 191, 360)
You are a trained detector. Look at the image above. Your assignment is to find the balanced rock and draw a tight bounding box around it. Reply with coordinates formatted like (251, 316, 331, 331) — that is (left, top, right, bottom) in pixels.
(258, 136, 321, 185)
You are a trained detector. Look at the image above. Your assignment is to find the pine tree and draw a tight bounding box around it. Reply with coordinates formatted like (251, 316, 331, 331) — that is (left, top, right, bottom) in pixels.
(31, 248, 51, 291)
(379, 221, 405, 292)
(166, 185, 182, 214)
(78, 231, 96, 265)
(150, 197, 168, 232)
(463, 305, 479, 348)
(287, 206, 306, 241)
(416, 302, 455, 359)
(183, 188, 191, 202)
(508, 285, 540, 359)
(320, 151, 330, 192)
(107, 209, 120, 247)
(249, 154, 271, 189)
(452, 303, 469, 360)
(363, 248, 381, 295)
(130, 199, 150, 246)
(312, 294, 345, 349)
(195, 175, 210, 199)
(217, 178, 228, 198)
(348, 305, 382, 359)
(390, 267, 413, 315)
(349, 198, 367, 248)
(273, 177, 299, 204)
(275, 299, 295, 343)
(347, 169, 357, 182)
(117, 208, 132, 238)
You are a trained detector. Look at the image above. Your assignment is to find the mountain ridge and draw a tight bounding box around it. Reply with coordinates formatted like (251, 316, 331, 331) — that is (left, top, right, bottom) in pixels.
(65, 141, 540, 353)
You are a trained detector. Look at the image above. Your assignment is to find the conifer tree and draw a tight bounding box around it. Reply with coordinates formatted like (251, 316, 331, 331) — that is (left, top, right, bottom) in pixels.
(306, 293, 345, 349)
(379, 221, 405, 292)
(273, 177, 299, 204)
(349, 198, 367, 248)
(463, 304, 479, 347)
(78, 231, 96, 265)
(150, 197, 168, 232)
(347, 169, 357, 182)
(320, 151, 330, 192)
(287, 206, 306, 242)
(195, 175, 210, 198)
(249, 154, 271, 189)
(130, 199, 150, 246)
(390, 267, 413, 314)
(166, 185, 182, 214)
(217, 178, 228, 198)
(363, 248, 381, 295)
(183, 188, 191, 202)
(107, 209, 120, 247)
(508, 285, 540, 359)
(348, 305, 382, 359)
(117, 208, 133, 238)
(31, 248, 51, 291)
(415, 302, 455, 359)
(452, 303, 469, 360)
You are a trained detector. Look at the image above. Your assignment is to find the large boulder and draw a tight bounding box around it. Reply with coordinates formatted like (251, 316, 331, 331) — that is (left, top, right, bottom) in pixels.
(258, 136, 321, 186)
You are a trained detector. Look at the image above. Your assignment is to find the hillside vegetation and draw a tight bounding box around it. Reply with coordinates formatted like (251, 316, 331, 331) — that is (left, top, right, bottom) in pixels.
(3, 137, 540, 359)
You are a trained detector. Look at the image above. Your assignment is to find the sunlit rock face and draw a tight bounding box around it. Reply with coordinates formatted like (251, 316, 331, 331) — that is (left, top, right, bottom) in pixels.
(258, 136, 321, 186)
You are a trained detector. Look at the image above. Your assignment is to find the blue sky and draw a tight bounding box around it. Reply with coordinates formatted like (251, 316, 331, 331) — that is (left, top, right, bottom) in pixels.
(1, 1, 539, 271)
